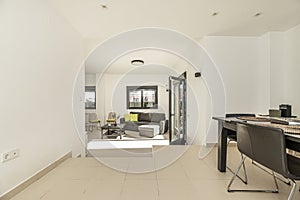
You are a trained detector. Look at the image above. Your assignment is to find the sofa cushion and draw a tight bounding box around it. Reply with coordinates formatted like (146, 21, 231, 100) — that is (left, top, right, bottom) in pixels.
(124, 112, 166, 132)
(124, 121, 159, 132)
(150, 113, 165, 123)
(139, 113, 151, 122)
(130, 111, 143, 121)
(130, 114, 138, 122)
(124, 114, 131, 122)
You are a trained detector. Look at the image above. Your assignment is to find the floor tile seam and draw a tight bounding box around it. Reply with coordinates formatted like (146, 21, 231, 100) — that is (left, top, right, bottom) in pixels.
(120, 179, 160, 197)
(39, 179, 90, 199)
(155, 173, 160, 198)
(179, 159, 195, 180)
(121, 161, 131, 194)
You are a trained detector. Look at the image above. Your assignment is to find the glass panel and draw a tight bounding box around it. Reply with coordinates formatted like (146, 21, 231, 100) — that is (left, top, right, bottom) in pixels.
(129, 90, 142, 108)
(126, 86, 158, 109)
(143, 89, 156, 108)
(85, 86, 96, 109)
(169, 74, 186, 145)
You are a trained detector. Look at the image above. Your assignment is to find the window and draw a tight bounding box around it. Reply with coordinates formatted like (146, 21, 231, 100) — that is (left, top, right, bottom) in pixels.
(127, 86, 158, 109)
(85, 86, 96, 109)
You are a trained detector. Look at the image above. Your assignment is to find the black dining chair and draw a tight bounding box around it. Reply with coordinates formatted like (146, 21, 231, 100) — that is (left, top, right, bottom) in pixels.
(228, 123, 300, 200)
(225, 113, 256, 183)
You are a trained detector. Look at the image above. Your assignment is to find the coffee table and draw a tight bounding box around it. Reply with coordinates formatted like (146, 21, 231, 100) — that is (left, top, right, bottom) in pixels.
(100, 124, 124, 139)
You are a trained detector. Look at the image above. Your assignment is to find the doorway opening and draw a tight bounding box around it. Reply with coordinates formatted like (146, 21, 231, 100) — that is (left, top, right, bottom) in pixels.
(85, 49, 199, 149)
(72, 27, 224, 172)
(169, 72, 187, 145)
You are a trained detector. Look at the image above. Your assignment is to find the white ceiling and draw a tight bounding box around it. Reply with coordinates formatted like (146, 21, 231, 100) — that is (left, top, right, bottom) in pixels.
(50, 0, 300, 74)
(103, 49, 181, 74)
(51, 0, 300, 39)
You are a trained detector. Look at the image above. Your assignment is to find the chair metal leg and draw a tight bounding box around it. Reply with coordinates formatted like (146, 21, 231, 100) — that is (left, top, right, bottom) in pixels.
(252, 160, 291, 185)
(227, 155, 247, 192)
(288, 179, 296, 200)
(228, 155, 279, 193)
(271, 171, 279, 193)
(241, 154, 248, 183)
(227, 154, 248, 184)
(227, 139, 247, 184)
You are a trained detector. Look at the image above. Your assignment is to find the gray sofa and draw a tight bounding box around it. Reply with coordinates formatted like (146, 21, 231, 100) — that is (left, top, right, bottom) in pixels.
(123, 112, 168, 133)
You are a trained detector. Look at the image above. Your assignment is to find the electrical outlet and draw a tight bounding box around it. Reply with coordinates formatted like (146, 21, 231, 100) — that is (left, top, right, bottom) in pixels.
(10, 149, 20, 159)
(1, 149, 20, 163)
(1, 152, 11, 162)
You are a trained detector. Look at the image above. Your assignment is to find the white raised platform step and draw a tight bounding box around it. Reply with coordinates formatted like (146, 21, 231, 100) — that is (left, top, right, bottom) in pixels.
(87, 138, 169, 150)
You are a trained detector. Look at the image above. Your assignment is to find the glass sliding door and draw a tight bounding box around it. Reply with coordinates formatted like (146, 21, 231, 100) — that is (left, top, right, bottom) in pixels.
(169, 72, 187, 145)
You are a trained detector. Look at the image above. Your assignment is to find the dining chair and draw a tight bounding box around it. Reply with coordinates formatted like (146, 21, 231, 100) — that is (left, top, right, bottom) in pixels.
(106, 111, 117, 125)
(226, 113, 290, 185)
(228, 123, 300, 200)
(85, 112, 101, 132)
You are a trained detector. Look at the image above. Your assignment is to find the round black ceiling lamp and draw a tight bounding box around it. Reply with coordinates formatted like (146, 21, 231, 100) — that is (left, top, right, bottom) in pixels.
(131, 59, 144, 66)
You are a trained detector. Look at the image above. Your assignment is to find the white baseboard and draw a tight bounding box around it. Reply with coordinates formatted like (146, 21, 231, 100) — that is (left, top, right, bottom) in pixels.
(0, 152, 71, 200)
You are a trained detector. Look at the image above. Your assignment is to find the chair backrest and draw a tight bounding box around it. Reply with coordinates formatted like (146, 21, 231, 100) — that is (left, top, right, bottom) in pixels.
(237, 123, 289, 177)
(87, 113, 98, 122)
(107, 112, 116, 120)
(225, 113, 255, 140)
(119, 117, 125, 124)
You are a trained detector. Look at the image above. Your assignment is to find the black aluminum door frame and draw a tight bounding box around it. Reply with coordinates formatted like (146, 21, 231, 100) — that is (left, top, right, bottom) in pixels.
(169, 72, 187, 145)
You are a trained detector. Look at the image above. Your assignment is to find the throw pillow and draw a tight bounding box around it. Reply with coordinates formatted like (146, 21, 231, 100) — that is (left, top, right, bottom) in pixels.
(130, 114, 138, 122)
(124, 114, 131, 122)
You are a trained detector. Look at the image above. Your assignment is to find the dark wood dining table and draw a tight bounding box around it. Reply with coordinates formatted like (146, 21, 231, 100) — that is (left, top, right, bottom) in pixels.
(213, 117, 300, 172)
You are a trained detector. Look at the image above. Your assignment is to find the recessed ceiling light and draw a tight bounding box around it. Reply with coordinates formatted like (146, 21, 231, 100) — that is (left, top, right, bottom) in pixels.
(131, 59, 144, 66)
(254, 12, 263, 17)
(211, 12, 219, 16)
(100, 4, 108, 9)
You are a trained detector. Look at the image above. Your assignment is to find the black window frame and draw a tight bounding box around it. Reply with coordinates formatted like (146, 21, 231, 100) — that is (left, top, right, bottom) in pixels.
(85, 86, 96, 109)
(126, 86, 158, 109)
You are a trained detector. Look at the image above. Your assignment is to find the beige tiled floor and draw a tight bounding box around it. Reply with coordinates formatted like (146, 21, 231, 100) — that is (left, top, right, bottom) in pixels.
(10, 145, 300, 200)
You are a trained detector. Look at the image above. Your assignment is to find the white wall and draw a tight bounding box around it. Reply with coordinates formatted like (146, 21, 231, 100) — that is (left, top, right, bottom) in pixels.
(202, 36, 270, 115)
(73, 65, 86, 157)
(0, 0, 83, 196)
(282, 24, 300, 116)
(261, 32, 285, 110)
(257, 33, 271, 112)
(85, 73, 97, 86)
(202, 25, 300, 120)
(268, 24, 300, 116)
(96, 65, 174, 123)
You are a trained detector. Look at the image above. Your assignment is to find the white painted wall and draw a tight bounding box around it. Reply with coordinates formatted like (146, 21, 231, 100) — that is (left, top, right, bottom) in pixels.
(257, 33, 271, 112)
(85, 73, 97, 86)
(267, 32, 286, 109)
(202, 26, 300, 121)
(202, 36, 270, 115)
(0, 0, 83, 196)
(282, 24, 300, 116)
(268, 24, 300, 116)
(73, 65, 86, 157)
(96, 65, 173, 123)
